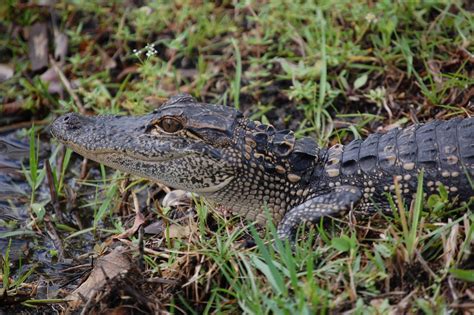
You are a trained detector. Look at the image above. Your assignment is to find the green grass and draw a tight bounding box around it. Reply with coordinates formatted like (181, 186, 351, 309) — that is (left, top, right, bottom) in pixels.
(1, 239, 36, 297)
(1, 0, 473, 313)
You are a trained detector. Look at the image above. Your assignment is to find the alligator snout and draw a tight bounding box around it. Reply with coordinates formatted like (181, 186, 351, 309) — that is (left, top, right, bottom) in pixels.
(51, 112, 155, 152)
(58, 113, 83, 129)
(51, 113, 88, 141)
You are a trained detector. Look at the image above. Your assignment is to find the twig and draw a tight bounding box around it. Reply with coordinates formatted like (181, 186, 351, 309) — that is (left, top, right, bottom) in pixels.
(49, 56, 85, 114)
(44, 208, 65, 261)
(0, 101, 25, 115)
(0, 119, 49, 133)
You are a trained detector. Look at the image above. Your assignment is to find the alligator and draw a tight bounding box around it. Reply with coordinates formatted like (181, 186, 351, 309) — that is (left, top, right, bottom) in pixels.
(51, 94, 474, 242)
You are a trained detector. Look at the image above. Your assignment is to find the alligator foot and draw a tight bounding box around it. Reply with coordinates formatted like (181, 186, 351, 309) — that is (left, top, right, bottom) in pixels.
(276, 185, 362, 244)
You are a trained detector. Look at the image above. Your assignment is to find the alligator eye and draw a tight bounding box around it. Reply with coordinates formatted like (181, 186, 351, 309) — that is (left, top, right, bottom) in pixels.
(157, 117, 183, 133)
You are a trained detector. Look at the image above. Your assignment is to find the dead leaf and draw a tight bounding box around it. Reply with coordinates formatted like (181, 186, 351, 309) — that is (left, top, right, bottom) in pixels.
(54, 31, 68, 62)
(0, 64, 14, 82)
(113, 211, 145, 240)
(144, 220, 165, 235)
(67, 247, 131, 307)
(443, 221, 459, 269)
(167, 222, 197, 239)
(98, 47, 117, 70)
(162, 190, 193, 208)
(28, 23, 49, 71)
(40, 67, 63, 94)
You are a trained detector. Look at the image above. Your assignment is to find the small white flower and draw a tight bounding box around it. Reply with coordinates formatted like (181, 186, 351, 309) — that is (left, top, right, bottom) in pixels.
(365, 13, 378, 24)
(133, 49, 142, 58)
(144, 43, 157, 58)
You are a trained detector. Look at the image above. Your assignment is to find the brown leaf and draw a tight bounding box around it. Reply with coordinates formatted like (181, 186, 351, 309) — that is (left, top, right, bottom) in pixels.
(67, 247, 131, 307)
(54, 31, 68, 62)
(28, 23, 49, 72)
(98, 47, 117, 70)
(113, 211, 146, 240)
(40, 67, 63, 94)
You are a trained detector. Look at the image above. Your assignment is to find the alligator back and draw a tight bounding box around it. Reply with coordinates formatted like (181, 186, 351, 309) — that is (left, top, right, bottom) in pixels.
(319, 118, 474, 208)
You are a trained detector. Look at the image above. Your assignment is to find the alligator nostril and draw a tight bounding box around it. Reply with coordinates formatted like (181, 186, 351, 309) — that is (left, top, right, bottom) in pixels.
(59, 113, 83, 130)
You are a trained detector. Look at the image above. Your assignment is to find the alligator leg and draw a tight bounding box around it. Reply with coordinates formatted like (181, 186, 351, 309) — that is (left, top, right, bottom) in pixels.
(276, 185, 362, 243)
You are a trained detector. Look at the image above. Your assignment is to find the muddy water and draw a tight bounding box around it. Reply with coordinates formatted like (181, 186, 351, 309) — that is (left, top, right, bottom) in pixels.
(0, 134, 34, 262)
(0, 130, 95, 300)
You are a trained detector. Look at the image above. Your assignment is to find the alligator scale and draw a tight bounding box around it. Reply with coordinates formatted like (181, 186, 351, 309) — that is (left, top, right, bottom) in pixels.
(51, 95, 474, 241)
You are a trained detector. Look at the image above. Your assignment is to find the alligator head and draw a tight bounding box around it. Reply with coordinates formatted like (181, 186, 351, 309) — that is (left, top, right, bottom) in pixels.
(51, 94, 321, 222)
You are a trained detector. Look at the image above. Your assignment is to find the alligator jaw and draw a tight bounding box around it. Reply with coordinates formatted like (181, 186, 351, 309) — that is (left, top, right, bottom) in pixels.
(58, 141, 191, 164)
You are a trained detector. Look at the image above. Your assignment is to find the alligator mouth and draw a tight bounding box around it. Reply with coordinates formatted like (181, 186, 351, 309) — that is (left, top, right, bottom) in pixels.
(62, 141, 192, 163)
(62, 138, 234, 194)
